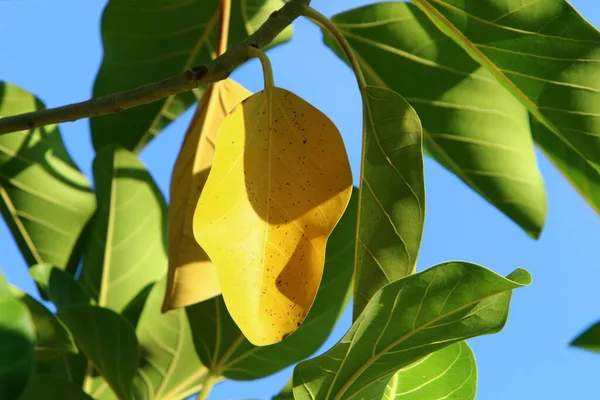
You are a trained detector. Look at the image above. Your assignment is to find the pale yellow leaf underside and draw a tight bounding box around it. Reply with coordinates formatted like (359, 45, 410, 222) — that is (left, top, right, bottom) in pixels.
(163, 79, 251, 312)
(194, 87, 352, 346)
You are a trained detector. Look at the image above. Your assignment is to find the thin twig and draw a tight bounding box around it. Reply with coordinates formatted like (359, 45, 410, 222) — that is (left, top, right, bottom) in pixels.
(0, 0, 311, 136)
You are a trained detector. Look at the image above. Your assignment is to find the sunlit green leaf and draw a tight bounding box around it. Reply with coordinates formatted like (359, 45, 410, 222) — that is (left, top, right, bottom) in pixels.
(384, 342, 476, 399)
(0, 82, 95, 280)
(353, 85, 425, 318)
(92, 0, 293, 152)
(80, 146, 166, 313)
(133, 278, 208, 400)
(325, 3, 546, 237)
(414, 0, 600, 219)
(293, 262, 531, 400)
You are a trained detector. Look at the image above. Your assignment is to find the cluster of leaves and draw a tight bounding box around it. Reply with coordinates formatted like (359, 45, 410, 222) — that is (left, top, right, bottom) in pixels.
(0, 0, 598, 400)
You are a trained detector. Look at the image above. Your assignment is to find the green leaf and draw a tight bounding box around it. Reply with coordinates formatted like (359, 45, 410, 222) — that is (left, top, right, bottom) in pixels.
(19, 374, 93, 400)
(413, 0, 600, 220)
(571, 320, 600, 353)
(292, 262, 531, 400)
(30, 263, 93, 309)
(531, 117, 600, 211)
(384, 342, 477, 399)
(59, 305, 139, 400)
(0, 82, 95, 277)
(91, 0, 293, 152)
(353, 86, 425, 318)
(133, 278, 208, 400)
(272, 378, 294, 400)
(0, 272, 35, 400)
(325, 3, 546, 237)
(11, 286, 77, 362)
(186, 192, 357, 379)
(80, 146, 167, 312)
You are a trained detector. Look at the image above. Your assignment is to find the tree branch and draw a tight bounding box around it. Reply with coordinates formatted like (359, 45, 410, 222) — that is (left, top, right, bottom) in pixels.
(0, 0, 310, 136)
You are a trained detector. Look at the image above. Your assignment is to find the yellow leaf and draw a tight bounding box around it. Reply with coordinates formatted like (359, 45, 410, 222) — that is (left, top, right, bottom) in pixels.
(162, 79, 251, 312)
(193, 87, 353, 346)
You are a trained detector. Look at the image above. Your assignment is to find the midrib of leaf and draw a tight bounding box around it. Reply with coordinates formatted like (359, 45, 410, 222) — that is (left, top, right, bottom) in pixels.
(412, 0, 599, 174)
(259, 94, 272, 324)
(330, 285, 512, 400)
(347, 37, 518, 215)
(152, 311, 185, 399)
(0, 184, 43, 263)
(98, 162, 118, 307)
(133, 9, 220, 153)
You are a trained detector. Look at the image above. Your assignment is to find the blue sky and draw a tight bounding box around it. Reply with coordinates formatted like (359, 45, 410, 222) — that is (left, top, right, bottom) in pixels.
(1, 0, 599, 399)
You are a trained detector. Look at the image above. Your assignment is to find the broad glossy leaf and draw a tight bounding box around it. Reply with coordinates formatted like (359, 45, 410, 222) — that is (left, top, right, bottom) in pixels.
(0, 272, 35, 400)
(59, 305, 139, 400)
(194, 87, 353, 345)
(571, 320, 600, 353)
(187, 192, 357, 379)
(164, 79, 251, 312)
(80, 146, 166, 312)
(30, 263, 93, 309)
(91, 0, 292, 152)
(413, 0, 600, 217)
(19, 375, 93, 400)
(353, 86, 425, 318)
(325, 3, 546, 237)
(134, 278, 208, 400)
(11, 286, 77, 362)
(292, 262, 531, 400)
(0, 82, 95, 276)
(384, 342, 477, 399)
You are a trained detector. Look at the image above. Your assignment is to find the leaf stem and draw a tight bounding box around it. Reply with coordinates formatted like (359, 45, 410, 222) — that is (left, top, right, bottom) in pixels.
(299, 5, 367, 93)
(197, 373, 219, 400)
(217, 0, 232, 56)
(0, 0, 312, 136)
(247, 46, 275, 91)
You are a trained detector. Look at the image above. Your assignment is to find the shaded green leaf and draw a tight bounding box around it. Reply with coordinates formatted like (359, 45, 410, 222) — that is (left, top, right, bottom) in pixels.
(187, 192, 357, 379)
(59, 305, 139, 400)
(325, 3, 546, 237)
(292, 262, 531, 400)
(384, 342, 476, 399)
(91, 0, 293, 152)
(80, 146, 166, 312)
(414, 0, 600, 218)
(0, 82, 95, 279)
(571, 320, 600, 353)
(0, 272, 35, 400)
(36, 353, 88, 388)
(11, 286, 77, 362)
(133, 278, 208, 400)
(353, 86, 425, 318)
(19, 374, 93, 400)
(30, 263, 92, 309)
